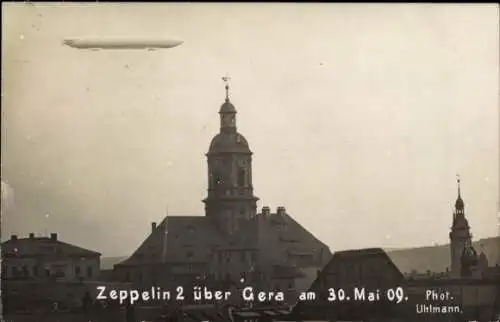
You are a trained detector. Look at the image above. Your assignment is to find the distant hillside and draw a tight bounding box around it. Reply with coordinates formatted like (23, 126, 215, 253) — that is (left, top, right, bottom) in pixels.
(386, 236, 500, 274)
(100, 236, 499, 272)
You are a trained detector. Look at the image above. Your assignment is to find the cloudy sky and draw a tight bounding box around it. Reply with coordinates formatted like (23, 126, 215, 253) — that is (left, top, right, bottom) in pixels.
(2, 3, 499, 257)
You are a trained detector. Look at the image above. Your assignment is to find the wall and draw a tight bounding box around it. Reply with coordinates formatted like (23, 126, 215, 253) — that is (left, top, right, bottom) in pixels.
(5, 280, 133, 308)
(4, 256, 100, 281)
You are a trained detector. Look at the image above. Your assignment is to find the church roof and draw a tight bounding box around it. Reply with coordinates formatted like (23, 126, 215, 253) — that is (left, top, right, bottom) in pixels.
(245, 209, 331, 268)
(115, 209, 331, 270)
(116, 216, 225, 267)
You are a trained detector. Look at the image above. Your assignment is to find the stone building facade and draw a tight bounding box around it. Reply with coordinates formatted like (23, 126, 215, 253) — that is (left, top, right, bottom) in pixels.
(1, 233, 103, 310)
(1, 233, 100, 281)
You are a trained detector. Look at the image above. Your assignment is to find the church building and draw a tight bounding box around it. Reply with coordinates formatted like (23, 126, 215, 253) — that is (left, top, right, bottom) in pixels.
(113, 79, 331, 296)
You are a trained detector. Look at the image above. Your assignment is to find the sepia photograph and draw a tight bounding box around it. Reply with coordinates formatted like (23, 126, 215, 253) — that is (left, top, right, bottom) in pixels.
(1, 3, 499, 322)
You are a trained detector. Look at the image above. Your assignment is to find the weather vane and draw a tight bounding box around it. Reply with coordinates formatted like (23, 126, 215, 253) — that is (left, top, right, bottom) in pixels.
(222, 73, 231, 100)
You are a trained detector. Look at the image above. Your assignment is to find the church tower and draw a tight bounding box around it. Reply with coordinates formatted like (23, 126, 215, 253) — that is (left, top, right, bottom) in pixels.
(203, 76, 259, 235)
(449, 175, 473, 278)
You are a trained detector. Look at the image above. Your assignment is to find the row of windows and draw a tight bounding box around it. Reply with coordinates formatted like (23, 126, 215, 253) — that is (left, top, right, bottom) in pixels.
(124, 271, 159, 284)
(216, 251, 257, 264)
(211, 169, 248, 187)
(6, 265, 93, 278)
(123, 264, 199, 282)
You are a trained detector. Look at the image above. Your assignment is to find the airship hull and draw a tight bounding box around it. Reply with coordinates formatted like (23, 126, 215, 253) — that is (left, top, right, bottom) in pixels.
(63, 39, 183, 50)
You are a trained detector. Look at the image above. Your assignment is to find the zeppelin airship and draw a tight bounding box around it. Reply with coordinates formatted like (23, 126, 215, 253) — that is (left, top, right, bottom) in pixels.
(62, 38, 183, 50)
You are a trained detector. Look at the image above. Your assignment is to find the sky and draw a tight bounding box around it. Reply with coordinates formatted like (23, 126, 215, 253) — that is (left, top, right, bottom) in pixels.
(2, 3, 499, 257)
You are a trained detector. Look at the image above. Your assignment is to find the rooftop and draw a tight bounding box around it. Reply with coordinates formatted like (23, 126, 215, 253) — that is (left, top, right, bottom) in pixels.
(2, 233, 101, 258)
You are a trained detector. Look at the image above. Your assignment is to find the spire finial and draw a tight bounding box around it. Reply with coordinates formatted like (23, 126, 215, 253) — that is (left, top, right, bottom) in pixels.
(222, 73, 231, 101)
(456, 173, 461, 197)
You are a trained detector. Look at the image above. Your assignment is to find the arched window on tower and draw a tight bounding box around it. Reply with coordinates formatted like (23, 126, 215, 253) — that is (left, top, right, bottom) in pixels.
(238, 168, 245, 187)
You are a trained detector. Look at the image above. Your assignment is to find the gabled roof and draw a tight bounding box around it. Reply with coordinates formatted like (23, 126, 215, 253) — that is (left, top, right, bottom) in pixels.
(291, 248, 405, 319)
(116, 215, 226, 267)
(256, 211, 331, 268)
(1, 237, 100, 258)
(115, 210, 331, 271)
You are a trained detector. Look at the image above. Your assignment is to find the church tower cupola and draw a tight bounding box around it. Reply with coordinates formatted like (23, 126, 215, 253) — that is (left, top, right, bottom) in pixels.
(203, 76, 259, 236)
(219, 75, 237, 133)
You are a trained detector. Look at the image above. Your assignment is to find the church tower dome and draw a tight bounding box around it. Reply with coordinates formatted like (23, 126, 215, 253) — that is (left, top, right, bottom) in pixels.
(203, 76, 259, 236)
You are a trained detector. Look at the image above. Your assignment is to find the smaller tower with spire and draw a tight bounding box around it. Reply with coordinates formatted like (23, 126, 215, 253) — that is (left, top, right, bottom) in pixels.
(449, 174, 473, 279)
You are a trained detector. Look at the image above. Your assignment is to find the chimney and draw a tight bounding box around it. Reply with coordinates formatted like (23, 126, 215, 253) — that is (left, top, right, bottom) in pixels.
(10, 234, 17, 241)
(29, 233, 35, 239)
(262, 206, 270, 216)
(277, 206, 286, 216)
(50, 233, 57, 241)
(151, 222, 157, 232)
